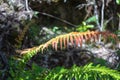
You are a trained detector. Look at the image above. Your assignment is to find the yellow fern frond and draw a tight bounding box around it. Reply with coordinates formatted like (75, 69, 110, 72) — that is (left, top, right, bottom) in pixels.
(19, 31, 118, 55)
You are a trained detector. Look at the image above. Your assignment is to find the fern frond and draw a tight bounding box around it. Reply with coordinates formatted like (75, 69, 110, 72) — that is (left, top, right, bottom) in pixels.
(19, 31, 118, 56)
(45, 63, 120, 80)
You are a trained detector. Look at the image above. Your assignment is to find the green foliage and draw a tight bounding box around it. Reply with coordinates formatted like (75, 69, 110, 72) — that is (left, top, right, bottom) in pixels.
(85, 16, 97, 23)
(52, 26, 62, 34)
(29, 25, 40, 39)
(8, 58, 120, 80)
(116, 0, 120, 5)
(76, 16, 96, 32)
(8, 57, 47, 80)
(33, 11, 39, 18)
(76, 22, 94, 32)
(118, 13, 120, 17)
(45, 63, 120, 80)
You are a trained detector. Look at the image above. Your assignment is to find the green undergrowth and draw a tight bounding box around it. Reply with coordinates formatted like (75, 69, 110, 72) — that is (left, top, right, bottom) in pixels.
(8, 57, 120, 80)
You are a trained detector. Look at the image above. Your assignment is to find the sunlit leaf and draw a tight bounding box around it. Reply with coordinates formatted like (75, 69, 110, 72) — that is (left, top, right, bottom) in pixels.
(116, 0, 120, 5)
(85, 16, 96, 23)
